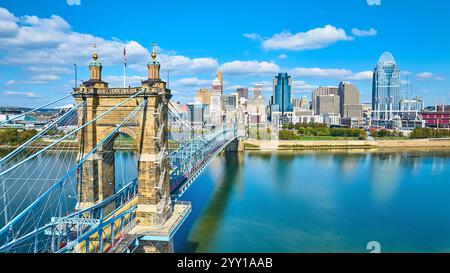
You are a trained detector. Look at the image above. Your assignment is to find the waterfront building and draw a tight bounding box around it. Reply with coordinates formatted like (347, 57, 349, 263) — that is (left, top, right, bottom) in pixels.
(223, 93, 239, 111)
(292, 109, 322, 124)
(420, 112, 450, 128)
(247, 95, 267, 125)
(253, 83, 263, 99)
(317, 94, 340, 115)
(195, 88, 211, 105)
(338, 81, 363, 119)
(372, 52, 401, 121)
(312, 86, 338, 114)
(187, 103, 209, 129)
(237, 87, 249, 99)
(269, 73, 293, 125)
(323, 113, 341, 126)
(210, 71, 223, 125)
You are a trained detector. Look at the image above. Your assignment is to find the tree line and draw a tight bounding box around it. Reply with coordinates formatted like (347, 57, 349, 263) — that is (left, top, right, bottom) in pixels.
(280, 123, 367, 140)
(0, 128, 38, 146)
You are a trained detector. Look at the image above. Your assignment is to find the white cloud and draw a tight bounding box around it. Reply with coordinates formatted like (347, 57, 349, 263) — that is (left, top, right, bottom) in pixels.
(351, 28, 377, 37)
(292, 80, 318, 91)
(66, 0, 81, 6)
(290, 67, 353, 78)
(0, 7, 218, 84)
(30, 74, 60, 81)
(173, 77, 211, 87)
(278, 54, 287, 59)
(0, 7, 19, 37)
(262, 25, 353, 51)
(219, 60, 280, 76)
(243, 33, 262, 41)
(3, 91, 41, 98)
(416, 72, 446, 81)
(157, 55, 218, 75)
(103, 75, 145, 86)
(5, 74, 60, 85)
(290, 67, 373, 81)
(347, 71, 373, 81)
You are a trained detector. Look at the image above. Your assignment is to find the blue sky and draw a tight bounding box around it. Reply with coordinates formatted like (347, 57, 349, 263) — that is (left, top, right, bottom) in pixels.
(0, 0, 449, 107)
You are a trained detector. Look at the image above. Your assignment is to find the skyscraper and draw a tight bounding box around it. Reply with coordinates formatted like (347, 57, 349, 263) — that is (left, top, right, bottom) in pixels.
(271, 73, 293, 113)
(195, 88, 211, 105)
(210, 71, 223, 125)
(372, 52, 401, 120)
(312, 86, 339, 115)
(253, 83, 263, 99)
(317, 94, 340, 115)
(236, 87, 249, 99)
(338, 81, 363, 119)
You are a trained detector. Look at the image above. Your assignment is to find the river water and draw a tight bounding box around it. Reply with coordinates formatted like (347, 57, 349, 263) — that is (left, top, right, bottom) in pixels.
(174, 149, 450, 253)
(2, 148, 450, 253)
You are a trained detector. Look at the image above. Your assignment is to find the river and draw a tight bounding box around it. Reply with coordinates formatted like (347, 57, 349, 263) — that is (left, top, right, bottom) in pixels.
(2, 148, 450, 253)
(174, 149, 450, 253)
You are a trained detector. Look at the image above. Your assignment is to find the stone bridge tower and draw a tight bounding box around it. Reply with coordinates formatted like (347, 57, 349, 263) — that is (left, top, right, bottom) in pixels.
(73, 44, 175, 242)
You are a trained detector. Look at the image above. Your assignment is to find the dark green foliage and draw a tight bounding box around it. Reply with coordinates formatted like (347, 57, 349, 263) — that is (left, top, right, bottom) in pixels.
(410, 128, 450, 139)
(0, 128, 38, 146)
(279, 123, 367, 140)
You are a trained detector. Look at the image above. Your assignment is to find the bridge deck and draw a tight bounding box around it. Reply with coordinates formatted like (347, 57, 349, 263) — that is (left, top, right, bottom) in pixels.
(129, 202, 191, 242)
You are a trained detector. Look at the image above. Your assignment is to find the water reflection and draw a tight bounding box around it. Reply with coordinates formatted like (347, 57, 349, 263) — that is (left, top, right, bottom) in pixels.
(178, 152, 242, 252)
(175, 148, 450, 253)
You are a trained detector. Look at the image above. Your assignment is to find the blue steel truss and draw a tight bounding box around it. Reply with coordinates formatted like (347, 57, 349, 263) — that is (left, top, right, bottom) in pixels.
(0, 92, 237, 253)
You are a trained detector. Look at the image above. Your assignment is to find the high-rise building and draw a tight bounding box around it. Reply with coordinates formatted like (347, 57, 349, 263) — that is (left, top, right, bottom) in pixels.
(187, 103, 209, 129)
(317, 94, 340, 115)
(269, 73, 294, 125)
(271, 73, 293, 113)
(312, 86, 338, 114)
(372, 52, 401, 120)
(210, 71, 223, 125)
(237, 87, 249, 99)
(338, 81, 363, 119)
(253, 83, 263, 99)
(195, 88, 211, 105)
(223, 93, 239, 111)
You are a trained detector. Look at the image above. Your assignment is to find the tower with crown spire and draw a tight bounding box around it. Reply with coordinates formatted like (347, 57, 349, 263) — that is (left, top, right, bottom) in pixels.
(72, 43, 190, 253)
(142, 42, 167, 92)
(83, 43, 108, 89)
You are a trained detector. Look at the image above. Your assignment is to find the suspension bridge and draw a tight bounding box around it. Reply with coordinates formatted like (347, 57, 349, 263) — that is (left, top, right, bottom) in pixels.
(0, 46, 239, 253)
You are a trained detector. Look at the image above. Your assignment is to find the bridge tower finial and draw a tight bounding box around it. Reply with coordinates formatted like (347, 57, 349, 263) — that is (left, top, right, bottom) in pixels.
(151, 42, 157, 61)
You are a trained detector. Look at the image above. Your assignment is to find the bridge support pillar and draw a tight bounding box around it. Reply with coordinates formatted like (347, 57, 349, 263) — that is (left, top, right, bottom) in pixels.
(225, 138, 242, 152)
(77, 148, 116, 212)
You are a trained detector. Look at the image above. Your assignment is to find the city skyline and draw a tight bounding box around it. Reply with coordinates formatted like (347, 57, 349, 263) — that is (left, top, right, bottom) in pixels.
(0, 0, 449, 107)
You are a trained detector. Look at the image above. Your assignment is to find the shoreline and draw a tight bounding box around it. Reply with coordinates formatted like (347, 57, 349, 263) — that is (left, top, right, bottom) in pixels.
(243, 139, 450, 151)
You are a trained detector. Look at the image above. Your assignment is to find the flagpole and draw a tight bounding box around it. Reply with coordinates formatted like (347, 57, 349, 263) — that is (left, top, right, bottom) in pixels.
(123, 62, 126, 88)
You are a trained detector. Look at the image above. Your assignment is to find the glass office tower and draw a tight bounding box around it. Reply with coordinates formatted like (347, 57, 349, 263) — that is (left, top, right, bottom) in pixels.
(372, 52, 401, 120)
(272, 73, 293, 113)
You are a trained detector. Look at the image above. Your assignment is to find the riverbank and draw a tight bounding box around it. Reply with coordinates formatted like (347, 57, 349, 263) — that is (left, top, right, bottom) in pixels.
(243, 138, 450, 151)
